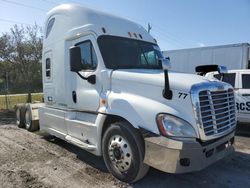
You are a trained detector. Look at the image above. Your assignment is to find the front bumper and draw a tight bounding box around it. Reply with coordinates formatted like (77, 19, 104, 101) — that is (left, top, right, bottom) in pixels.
(143, 131, 235, 173)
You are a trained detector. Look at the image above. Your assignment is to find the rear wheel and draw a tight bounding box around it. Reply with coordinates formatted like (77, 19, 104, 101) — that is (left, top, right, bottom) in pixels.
(16, 107, 21, 127)
(102, 121, 149, 183)
(16, 104, 26, 128)
(25, 107, 39, 132)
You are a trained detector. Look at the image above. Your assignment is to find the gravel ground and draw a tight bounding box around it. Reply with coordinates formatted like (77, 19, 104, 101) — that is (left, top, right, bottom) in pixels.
(0, 111, 250, 188)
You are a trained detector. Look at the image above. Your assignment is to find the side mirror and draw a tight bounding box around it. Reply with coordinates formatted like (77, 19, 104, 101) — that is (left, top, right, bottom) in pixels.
(160, 58, 171, 70)
(218, 66, 228, 74)
(70, 46, 83, 72)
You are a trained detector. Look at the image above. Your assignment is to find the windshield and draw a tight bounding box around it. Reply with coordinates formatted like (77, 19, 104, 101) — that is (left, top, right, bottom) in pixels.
(97, 35, 164, 69)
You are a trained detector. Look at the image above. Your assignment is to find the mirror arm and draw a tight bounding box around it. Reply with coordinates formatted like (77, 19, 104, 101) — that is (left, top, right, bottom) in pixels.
(77, 72, 88, 80)
(76, 72, 96, 84)
(162, 70, 173, 100)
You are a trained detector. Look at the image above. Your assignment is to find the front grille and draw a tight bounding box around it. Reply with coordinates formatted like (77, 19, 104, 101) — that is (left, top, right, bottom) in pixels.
(199, 89, 236, 136)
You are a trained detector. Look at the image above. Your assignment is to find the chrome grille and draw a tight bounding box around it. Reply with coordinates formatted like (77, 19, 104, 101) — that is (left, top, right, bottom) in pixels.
(199, 89, 236, 136)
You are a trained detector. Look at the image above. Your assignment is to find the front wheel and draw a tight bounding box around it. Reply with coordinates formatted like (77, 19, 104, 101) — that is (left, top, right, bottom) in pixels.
(102, 121, 149, 183)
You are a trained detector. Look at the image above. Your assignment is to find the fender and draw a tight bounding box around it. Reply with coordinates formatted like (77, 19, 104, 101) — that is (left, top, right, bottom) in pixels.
(103, 90, 198, 136)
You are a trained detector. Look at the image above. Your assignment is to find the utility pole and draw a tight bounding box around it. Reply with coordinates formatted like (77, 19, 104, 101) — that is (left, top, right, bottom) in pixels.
(147, 23, 152, 33)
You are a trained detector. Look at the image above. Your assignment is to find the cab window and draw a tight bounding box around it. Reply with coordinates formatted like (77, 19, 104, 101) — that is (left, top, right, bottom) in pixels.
(46, 18, 55, 38)
(45, 58, 51, 78)
(214, 73, 236, 87)
(242, 74, 250, 89)
(76, 41, 97, 70)
(141, 51, 157, 65)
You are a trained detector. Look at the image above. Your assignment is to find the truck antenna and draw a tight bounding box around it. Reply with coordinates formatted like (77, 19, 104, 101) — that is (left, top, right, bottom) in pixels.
(148, 23, 152, 33)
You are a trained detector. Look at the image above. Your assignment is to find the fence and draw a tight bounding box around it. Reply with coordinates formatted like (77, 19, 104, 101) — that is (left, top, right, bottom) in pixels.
(0, 93, 43, 110)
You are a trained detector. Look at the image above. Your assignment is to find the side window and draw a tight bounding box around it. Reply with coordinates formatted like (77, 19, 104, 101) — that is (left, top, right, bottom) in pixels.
(222, 73, 236, 87)
(242, 74, 250, 89)
(140, 51, 157, 65)
(76, 41, 97, 70)
(46, 18, 55, 38)
(45, 58, 51, 78)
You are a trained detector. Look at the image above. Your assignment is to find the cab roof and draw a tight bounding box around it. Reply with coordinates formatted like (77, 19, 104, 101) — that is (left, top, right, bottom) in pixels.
(45, 4, 155, 44)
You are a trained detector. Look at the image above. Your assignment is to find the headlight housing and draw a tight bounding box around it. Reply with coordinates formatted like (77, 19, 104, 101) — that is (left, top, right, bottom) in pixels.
(156, 114, 197, 139)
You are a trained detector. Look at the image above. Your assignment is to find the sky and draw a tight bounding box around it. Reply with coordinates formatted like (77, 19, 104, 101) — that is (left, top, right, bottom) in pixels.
(0, 0, 249, 50)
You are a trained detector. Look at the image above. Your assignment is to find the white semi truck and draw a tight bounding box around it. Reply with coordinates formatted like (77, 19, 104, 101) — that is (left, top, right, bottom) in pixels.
(205, 69, 250, 123)
(16, 4, 236, 183)
(163, 43, 250, 74)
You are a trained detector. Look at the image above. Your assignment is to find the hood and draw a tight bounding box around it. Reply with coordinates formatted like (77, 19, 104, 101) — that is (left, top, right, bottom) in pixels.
(111, 69, 213, 92)
(110, 69, 205, 136)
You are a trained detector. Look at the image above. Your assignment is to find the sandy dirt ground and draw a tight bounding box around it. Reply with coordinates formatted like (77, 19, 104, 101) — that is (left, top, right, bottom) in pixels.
(0, 111, 250, 188)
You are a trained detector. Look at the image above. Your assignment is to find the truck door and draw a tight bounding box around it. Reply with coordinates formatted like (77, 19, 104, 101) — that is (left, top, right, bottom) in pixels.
(67, 35, 102, 112)
(236, 71, 250, 123)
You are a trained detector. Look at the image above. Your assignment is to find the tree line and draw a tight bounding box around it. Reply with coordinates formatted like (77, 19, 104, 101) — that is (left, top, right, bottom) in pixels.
(0, 24, 43, 101)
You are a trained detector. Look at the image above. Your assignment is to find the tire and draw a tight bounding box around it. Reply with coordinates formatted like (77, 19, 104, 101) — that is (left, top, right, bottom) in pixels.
(24, 106, 39, 132)
(16, 104, 26, 128)
(102, 121, 149, 183)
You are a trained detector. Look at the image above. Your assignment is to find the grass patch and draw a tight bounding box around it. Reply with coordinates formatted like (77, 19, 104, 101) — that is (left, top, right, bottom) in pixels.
(0, 93, 43, 110)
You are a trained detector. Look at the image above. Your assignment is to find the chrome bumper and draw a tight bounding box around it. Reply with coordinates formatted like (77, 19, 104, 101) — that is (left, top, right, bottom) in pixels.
(143, 131, 235, 173)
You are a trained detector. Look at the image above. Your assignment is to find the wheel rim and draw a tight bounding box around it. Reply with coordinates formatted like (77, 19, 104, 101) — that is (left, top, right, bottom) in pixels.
(25, 110, 31, 130)
(16, 108, 20, 125)
(108, 135, 132, 173)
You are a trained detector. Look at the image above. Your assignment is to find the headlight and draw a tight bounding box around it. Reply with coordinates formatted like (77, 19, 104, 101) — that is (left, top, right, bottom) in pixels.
(156, 114, 197, 138)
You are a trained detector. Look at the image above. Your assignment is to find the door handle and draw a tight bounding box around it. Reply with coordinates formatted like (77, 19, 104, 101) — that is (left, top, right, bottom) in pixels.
(242, 94, 250, 97)
(72, 91, 77, 103)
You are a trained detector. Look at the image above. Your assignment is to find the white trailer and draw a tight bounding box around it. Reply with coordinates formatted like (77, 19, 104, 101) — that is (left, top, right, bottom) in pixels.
(16, 4, 236, 183)
(163, 43, 250, 74)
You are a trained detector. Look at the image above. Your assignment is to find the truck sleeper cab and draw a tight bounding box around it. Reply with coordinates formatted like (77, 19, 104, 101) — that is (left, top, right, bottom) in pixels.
(17, 4, 236, 183)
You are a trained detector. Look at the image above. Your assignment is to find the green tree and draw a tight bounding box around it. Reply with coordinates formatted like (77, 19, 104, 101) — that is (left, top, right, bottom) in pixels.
(0, 24, 43, 101)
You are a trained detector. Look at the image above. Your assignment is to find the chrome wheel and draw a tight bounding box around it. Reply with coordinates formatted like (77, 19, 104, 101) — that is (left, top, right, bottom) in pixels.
(108, 135, 132, 172)
(25, 110, 31, 130)
(102, 122, 149, 182)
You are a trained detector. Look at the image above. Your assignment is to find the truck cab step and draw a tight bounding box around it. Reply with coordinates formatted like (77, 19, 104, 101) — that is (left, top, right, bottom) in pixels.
(65, 135, 97, 151)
